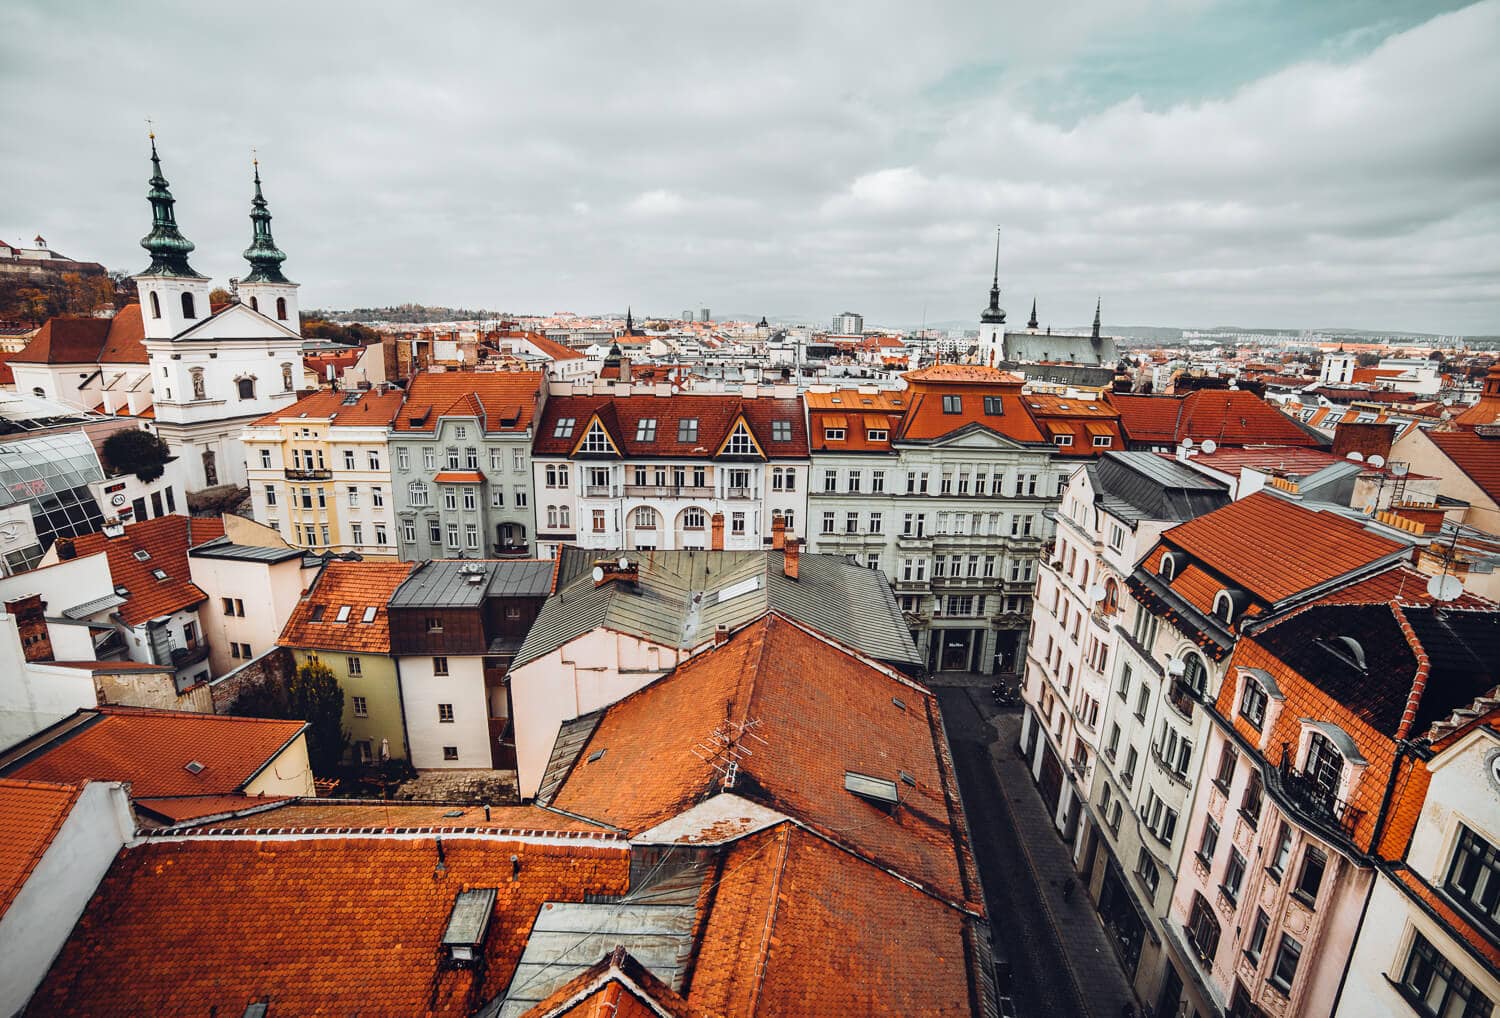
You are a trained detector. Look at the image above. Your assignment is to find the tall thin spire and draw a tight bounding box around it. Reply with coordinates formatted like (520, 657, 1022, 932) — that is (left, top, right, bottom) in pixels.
(1091, 297, 1101, 340)
(242, 155, 291, 284)
(980, 227, 1006, 325)
(625, 306, 634, 334)
(1027, 297, 1038, 331)
(138, 133, 204, 278)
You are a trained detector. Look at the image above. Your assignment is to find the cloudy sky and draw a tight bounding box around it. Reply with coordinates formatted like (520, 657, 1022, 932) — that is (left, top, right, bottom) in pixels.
(3, 1, 1498, 334)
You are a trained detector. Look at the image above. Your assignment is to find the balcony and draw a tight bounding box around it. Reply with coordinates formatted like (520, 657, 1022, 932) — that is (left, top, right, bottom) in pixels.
(583, 485, 613, 497)
(896, 532, 933, 548)
(169, 641, 211, 669)
(932, 574, 1000, 589)
(725, 487, 753, 499)
(284, 467, 332, 481)
(1273, 747, 1364, 840)
(1166, 679, 1198, 721)
(622, 484, 712, 498)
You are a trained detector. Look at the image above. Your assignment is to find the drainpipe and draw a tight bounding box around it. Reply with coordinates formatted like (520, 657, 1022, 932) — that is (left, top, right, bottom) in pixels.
(393, 655, 413, 765)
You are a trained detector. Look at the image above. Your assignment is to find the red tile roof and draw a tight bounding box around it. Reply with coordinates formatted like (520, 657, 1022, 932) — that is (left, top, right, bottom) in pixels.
(897, 366, 1045, 444)
(1425, 429, 1500, 504)
(521, 947, 705, 1018)
(28, 834, 630, 1018)
(10, 315, 111, 365)
(1451, 364, 1500, 429)
(903, 363, 1023, 384)
(804, 389, 908, 453)
(1109, 393, 1183, 444)
(509, 330, 585, 362)
(1159, 492, 1408, 604)
(172, 799, 613, 835)
(1024, 393, 1125, 456)
(551, 615, 984, 910)
(98, 304, 147, 365)
(249, 386, 405, 428)
(4, 707, 307, 798)
(1311, 565, 1492, 609)
(396, 370, 544, 433)
(0, 778, 82, 919)
(133, 793, 288, 825)
(278, 560, 416, 654)
(69, 514, 226, 627)
(1115, 390, 1323, 448)
(533, 394, 809, 459)
(433, 470, 486, 483)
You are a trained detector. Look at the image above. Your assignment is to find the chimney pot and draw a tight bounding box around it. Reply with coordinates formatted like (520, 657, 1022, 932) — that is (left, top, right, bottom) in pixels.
(714, 624, 730, 646)
(771, 516, 786, 550)
(783, 537, 800, 580)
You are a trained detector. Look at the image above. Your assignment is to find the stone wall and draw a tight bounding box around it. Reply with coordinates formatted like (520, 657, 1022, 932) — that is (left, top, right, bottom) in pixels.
(208, 644, 296, 714)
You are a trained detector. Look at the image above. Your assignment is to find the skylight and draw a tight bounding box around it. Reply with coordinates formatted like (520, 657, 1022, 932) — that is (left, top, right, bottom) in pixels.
(151, 569, 168, 580)
(677, 418, 699, 443)
(335, 605, 351, 622)
(310, 605, 326, 621)
(635, 418, 657, 442)
(553, 417, 576, 438)
(845, 772, 899, 807)
(587, 748, 607, 763)
(132, 549, 151, 562)
(184, 760, 205, 775)
(361, 606, 377, 623)
(441, 887, 498, 964)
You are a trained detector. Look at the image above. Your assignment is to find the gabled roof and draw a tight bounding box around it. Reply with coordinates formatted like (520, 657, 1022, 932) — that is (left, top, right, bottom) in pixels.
(277, 560, 417, 654)
(1089, 452, 1230, 524)
(27, 833, 630, 1018)
(0, 707, 307, 798)
(1425, 429, 1500, 504)
(896, 364, 1045, 444)
(1114, 390, 1326, 448)
(10, 315, 111, 365)
(532, 394, 808, 459)
(0, 778, 82, 920)
(549, 615, 982, 910)
(1157, 492, 1407, 605)
(69, 514, 226, 627)
(394, 370, 543, 433)
(166, 798, 613, 836)
(514, 548, 920, 671)
(515, 947, 706, 1018)
(249, 386, 405, 428)
(511, 331, 586, 362)
(97, 303, 147, 365)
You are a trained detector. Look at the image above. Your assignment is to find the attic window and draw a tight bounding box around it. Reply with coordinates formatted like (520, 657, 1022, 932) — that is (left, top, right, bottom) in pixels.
(1212, 589, 1242, 625)
(310, 605, 326, 622)
(184, 760, 205, 775)
(983, 396, 1003, 415)
(899, 771, 916, 786)
(441, 887, 498, 965)
(891, 697, 907, 711)
(361, 606, 378, 623)
(635, 418, 657, 442)
(942, 395, 962, 414)
(132, 549, 152, 562)
(114, 585, 130, 598)
(677, 418, 699, 443)
(1330, 636, 1367, 671)
(772, 420, 792, 441)
(587, 748, 607, 763)
(151, 568, 169, 581)
(553, 417, 576, 439)
(844, 771, 899, 807)
(1159, 552, 1178, 581)
(335, 606, 351, 622)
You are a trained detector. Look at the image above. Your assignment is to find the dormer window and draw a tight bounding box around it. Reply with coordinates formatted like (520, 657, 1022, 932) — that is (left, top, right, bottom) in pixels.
(181, 292, 196, 319)
(441, 887, 497, 966)
(983, 396, 1004, 415)
(1158, 552, 1178, 580)
(868, 428, 888, 442)
(1239, 675, 1268, 729)
(825, 428, 846, 441)
(942, 395, 962, 414)
(1054, 434, 1074, 447)
(724, 422, 755, 455)
(1305, 730, 1344, 800)
(579, 420, 613, 454)
(1212, 589, 1245, 626)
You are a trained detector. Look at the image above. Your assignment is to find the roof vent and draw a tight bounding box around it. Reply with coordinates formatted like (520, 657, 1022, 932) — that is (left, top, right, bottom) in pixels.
(184, 760, 205, 775)
(113, 585, 130, 598)
(587, 748, 607, 763)
(891, 697, 907, 711)
(441, 887, 498, 965)
(844, 771, 899, 807)
(242, 1003, 268, 1018)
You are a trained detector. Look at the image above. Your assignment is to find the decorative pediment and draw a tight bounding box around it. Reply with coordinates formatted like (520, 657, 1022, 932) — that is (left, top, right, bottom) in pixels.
(571, 415, 621, 457)
(714, 416, 766, 459)
(167, 302, 301, 343)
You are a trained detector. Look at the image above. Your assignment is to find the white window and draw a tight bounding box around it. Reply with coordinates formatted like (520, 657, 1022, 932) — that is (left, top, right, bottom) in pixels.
(371, 487, 384, 507)
(438, 703, 454, 722)
(1054, 434, 1073, 447)
(350, 523, 363, 545)
(264, 484, 277, 507)
(352, 694, 367, 715)
(396, 447, 409, 470)
(553, 417, 576, 438)
(512, 449, 524, 472)
(824, 428, 846, 441)
(635, 418, 657, 442)
(724, 423, 755, 455)
(344, 450, 356, 470)
(367, 451, 380, 470)
(443, 488, 457, 510)
(466, 524, 479, 549)
(580, 421, 613, 453)
(462, 487, 477, 511)
(446, 524, 459, 547)
(259, 449, 272, 468)
(423, 448, 436, 470)
(347, 486, 360, 507)
(402, 521, 416, 543)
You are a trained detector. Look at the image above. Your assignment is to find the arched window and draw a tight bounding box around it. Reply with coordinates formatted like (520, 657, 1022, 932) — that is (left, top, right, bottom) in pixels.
(1103, 578, 1120, 614)
(1158, 552, 1178, 580)
(1180, 652, 1208, 695)
(680, 507, 706, 530)
(276, 297, 288, 320)
(281, 362, 294, 392)
(181, 291, 196, 319)
(236, 377, 255, 400)
(407, 480, 428, 506)
(546, 505, 559, 528)
(559, 505, 571, 527)
(149, 291, 161, 319)
(201, 450, 218, 487)
(249, 296, 259, 312)
(1213, 590, 1239, 625)
(633, 506, 658, 529)
(190, 367, 206, 401)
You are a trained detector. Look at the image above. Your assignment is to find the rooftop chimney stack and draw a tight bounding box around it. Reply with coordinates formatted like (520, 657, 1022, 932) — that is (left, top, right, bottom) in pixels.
(771, 516, 786, 550)
(592, 558, 640, 588)
(711, 512, 725, 551)
(714, 623, 730, 646)
(783, 536, 800, 580)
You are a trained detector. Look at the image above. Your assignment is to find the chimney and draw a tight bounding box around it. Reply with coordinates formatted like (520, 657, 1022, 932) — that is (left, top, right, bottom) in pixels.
(714, 624, 730, 646)
(783, 537, 800, 580)
(771, 515, 786, 550)
(1378, 503, 1446, 536)
(592, 558, 639, 588)
(710, 512, 725, 551)
(5, 594, 54, 662)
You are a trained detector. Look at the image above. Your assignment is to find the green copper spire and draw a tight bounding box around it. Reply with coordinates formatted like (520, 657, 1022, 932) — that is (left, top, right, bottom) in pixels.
(242, 158, 291, 284)
(138, 135, 205, 278)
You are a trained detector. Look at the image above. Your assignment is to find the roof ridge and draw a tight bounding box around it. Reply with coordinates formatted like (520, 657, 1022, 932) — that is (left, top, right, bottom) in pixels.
(743, 822, 792, 1017)
(1391, 601, 1432, 743)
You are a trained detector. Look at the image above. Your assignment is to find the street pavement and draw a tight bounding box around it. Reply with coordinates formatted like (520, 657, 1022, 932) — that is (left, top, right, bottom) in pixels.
(933, 681, 1139, 1018)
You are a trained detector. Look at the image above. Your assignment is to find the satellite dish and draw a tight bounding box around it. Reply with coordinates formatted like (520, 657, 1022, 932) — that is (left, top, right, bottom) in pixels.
(1426, 573, 1464, 602)
(1200, 439, 1217, 455)
(618, 556, 630, 569)
(1391, 462, 1409, 477)
(1088, 584, 1107, 603)
(1369, 454, 1386, 468)
(591, 566, 605, 583)
(1346, 451, 1364, 461)
(1181, 438, 1195, 451)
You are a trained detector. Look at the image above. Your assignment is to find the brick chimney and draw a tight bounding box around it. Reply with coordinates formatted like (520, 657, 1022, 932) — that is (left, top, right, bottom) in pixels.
(592, 558, 639, 588)
(714, 624, 730, 646)
(1377, 503, 1446, 536)
(710, 512, 725, 551)
(1332, 420, 1396, 462)
(783, 537, 800, 580)
(771, 515, 786, 550)
(5, 594, 54, 662)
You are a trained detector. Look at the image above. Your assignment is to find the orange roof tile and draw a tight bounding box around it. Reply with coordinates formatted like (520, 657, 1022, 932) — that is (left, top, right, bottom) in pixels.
(278, 560, 416, 654)
(433, 470, 486, 483)
(69, 514, 226, 627)
(1425, 429, 1500, 503)
(4, 707, 307, 798)
(249, 386, 405, 428)
(133, 793, 288, 825)
(9, 315, 110, 365)
(98, 304, 147, 365)
(1160, 492, 1407, 604)
(902, 363, 1023, 384)
(172, 799, 614, 835)
(1392, 867, 1500, 969)
(806, 389, 909, 453)
(897, 367, 1044, 444)
(551, 615, 984, 910)
(506, 948, 705, 1018)
(395, 370, 544, 433)
(534, 394, 808, 459)
(0, 778, 82, 919)
(29, 834, 630, 1018)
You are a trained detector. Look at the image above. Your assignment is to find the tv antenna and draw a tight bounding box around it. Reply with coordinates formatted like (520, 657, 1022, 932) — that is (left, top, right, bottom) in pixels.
(691, 716, 768, 790)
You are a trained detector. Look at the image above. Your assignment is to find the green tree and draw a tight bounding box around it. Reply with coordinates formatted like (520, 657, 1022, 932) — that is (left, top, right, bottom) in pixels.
(102, 428, 172, 482)
(288, 655, 347, 775)
(227, 674, 292, 719)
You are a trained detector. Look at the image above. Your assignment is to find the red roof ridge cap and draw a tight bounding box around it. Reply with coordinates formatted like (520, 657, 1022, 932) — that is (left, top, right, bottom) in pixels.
(1390, 601, 1432, 743)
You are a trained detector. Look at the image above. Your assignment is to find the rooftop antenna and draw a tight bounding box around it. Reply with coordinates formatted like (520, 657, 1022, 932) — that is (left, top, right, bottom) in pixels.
(691, 716, 768, 791)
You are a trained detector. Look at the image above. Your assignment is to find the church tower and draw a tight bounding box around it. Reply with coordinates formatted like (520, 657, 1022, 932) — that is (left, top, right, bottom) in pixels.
(134, 136, 212, 341)
(238, 159, 300, 327)
(977, 228, 1006, 367)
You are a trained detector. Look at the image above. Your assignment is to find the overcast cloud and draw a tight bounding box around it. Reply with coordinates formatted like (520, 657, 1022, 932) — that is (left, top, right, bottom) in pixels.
(2, 0, 1497, 333)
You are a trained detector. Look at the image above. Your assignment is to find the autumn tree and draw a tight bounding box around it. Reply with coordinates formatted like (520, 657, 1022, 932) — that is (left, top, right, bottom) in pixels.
(288, 655, 348, 775)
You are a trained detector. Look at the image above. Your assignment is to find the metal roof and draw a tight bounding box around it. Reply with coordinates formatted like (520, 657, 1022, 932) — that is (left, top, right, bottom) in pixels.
(62, 592, 128, 619)
(1091, 452, 1231, 524)
(513, 548, 921, 671)
(389, 559, 554, 609)
(187, 537, 304, 563)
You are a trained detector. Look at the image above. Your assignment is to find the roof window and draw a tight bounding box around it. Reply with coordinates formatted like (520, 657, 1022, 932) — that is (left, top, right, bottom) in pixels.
(635, 418, 657, 442)
(1158, 552, 1179, 580)
(844, 771, 899, 807)
(441, 887, 498, 965)
(335, 606, 351, 622)
(132, 549, 152, 562)
(310, 605, 325, 622)
(361, 606, 378, 623)
(1329, 636, 1367, 671)
(587, 748, 607, 763)
(942, 395, 962, 414)
(553, 417, 576, 438)
(114, 585, 130, 598)
(983, 396, 1003, 415)
(151, 568, 168, 581)
(891, 696, 907, 711)
(677, 418, 699, 443)
(184, 760, 205, 775)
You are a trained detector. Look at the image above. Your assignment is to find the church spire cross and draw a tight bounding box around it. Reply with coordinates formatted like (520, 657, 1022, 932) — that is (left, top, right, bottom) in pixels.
(242, 156, 291, 285)
(980, 226, 1006, 325)
(1028, 297, 1038, 330)
(1092, 297, 1102, 339)
(138, 134, 204, 279)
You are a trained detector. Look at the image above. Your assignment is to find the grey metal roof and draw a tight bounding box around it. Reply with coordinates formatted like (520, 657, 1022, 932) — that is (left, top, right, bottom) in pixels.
(494, 902, 697, 1018)
(1092, 452, 1230, 524)
(513, 549, 921, 671)
(389, 559, 555, 609)
(535, 711, 602, 806)
(62, 592, 127, 619)
(187, 536, 304, 563)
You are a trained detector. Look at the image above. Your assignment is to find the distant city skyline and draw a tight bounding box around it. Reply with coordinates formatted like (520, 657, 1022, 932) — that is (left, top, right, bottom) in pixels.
(2, 1, 1497, 335)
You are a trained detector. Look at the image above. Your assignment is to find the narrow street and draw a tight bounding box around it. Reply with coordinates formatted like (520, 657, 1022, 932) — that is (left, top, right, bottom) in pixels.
(935, 683, 1137, 1018)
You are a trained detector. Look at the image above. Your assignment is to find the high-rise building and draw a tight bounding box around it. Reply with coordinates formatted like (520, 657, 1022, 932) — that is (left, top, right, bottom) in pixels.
(831, 311, 864, 335)
(682, 309, 694, 322)
(700, 307, 711, 323)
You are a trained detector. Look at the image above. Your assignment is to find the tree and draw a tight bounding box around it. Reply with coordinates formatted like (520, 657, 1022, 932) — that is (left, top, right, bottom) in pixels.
(227, 674, 292, 719)
(288, 655, 347, 775)
(209, 287, 232, 306)
(102, 428, 172, 482)
(1356, 352, 1381, 367)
